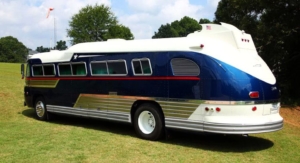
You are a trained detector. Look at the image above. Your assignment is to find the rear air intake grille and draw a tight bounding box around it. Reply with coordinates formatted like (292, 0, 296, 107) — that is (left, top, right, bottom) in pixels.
(171, 58, 200, 76)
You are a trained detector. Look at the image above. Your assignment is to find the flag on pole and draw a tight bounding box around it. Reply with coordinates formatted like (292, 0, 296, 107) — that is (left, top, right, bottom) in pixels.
(206, 25, 211, 30)
(46, 7, 54, 18)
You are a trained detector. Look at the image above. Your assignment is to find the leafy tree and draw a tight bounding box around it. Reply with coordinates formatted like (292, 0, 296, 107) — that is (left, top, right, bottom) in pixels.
(214, 0, 300, 104)
(199, 18, 211, 24)
(0, 36, 28, 63)
(214, 0, 262, 41)
(259, 0, 300, 103)
(152, 16, 201, 38)
(152, 24, 179, 38)
(55, 40, 68, 50)
(36, 46, 50, 53)
(67, 4, 134, 45)
(105, 25, 134, 40)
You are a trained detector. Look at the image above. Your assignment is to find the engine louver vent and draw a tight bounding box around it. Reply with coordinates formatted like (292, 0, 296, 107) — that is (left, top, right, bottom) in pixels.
(171, 58, 200, 76)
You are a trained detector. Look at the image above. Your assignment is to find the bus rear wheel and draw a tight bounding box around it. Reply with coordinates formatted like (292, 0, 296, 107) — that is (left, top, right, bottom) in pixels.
(134, 104, 164, 140)
(34, 97, 49, 121)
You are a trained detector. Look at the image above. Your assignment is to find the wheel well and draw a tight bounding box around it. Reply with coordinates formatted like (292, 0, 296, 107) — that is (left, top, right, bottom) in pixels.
(130, 100, 165, 125)
(32, 94, 44, 106)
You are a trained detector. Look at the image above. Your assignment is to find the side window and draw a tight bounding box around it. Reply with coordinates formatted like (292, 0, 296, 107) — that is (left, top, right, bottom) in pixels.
(90, 62, 108, 75)
(43, 64, 55, 76)
(171, 58, 200, 76)
(72, 63, 87, 76)
(107, 60, 127, 75)
(132, 61, 142, 74)
(90, 60, 127, 76)
(132, 58, 152, 75)
(58, 64, 72, 76)
(32, 65, 43, 76)
(32, 64, 56, 76)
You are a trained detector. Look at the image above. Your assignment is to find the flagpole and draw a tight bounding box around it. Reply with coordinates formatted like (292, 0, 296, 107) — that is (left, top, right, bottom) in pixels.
(47, 7, 56, 50)
(54, 17, 55, 49)
(53, 9, 56, 50)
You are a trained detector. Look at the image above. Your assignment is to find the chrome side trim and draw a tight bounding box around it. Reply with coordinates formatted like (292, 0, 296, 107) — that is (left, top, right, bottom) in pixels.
(205, 99, 280, 105)
(203, 120, 283, 134)
(48, 105, 88, 116)
(165, 118, 203, 131)
(156, 98, 280, 105)
(47, 105, 130, 123)
(165, 118, 283, 134)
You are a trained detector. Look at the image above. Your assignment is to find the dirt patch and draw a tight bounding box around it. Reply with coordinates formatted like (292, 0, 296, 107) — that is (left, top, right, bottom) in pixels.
(280, 107, 300, 127)
(0, 93, 9, 97)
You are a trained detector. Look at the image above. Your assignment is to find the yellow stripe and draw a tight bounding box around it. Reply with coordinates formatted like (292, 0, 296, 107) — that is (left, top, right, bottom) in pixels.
(26, 79, 59, 88)
(73, 94, 201, 118)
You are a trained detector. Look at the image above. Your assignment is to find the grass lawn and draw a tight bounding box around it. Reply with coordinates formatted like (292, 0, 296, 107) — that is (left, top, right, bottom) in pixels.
(0, 62, 299, 163)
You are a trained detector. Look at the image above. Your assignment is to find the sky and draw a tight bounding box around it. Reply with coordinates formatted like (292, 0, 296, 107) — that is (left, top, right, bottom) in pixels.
(0, 0, 220, 50)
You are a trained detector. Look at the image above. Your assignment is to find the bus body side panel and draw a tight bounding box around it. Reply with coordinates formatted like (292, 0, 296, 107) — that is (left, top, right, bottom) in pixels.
(25, 51, 283, 134)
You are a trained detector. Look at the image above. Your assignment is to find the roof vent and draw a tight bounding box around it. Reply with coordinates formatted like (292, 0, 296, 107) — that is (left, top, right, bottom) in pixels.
(107, 39, 126, 42)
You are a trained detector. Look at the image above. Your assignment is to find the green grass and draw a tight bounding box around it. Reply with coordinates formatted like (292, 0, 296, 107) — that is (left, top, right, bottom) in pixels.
(0, 62, 299, 163)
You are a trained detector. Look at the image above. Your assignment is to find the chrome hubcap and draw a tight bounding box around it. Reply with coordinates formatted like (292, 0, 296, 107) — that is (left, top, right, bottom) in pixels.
(36, 101, 45, 117)
(138, 111, 156, 134)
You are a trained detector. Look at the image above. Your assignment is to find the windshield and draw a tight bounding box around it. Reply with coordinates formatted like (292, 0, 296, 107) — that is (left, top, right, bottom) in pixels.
(26, 64, 30, 77)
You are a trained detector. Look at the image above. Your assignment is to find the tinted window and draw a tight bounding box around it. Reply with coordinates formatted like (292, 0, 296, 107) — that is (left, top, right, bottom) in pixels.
(132, 59, 152, 75)
(141, 60, 151, 74)
(59, 64, 72, 76)
(32, 65, 43, 76)
(72, 63, 86, 75)
(91, 62, 108, 75)
(43, 65, 55, 76)
(132, 61, 142, 74)
(107, 61, 127, 75)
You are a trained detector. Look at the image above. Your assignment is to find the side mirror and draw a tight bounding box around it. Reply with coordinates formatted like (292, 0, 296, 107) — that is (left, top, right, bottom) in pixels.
(21, 64, 24, 79)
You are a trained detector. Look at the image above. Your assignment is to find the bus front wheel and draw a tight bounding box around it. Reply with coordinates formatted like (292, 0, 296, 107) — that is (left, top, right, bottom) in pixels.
(134, 104, 164, 140)
(34, 97, 49, 121)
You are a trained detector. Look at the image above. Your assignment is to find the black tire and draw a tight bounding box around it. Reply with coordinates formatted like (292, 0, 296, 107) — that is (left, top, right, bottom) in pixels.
(34, 97, 49, 121)
(134, 103, 164, 140)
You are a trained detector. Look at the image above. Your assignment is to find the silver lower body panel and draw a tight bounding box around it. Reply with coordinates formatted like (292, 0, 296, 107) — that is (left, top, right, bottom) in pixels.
(165, 118, 283, 134)
(47, 105, 130, 123)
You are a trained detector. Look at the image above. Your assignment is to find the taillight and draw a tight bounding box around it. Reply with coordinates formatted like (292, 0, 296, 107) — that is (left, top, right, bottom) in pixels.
(252, 106, 257, 111)
(249, 91, 259, 98)
(216, 107, 221, 112)
(205, 107, 209, 111)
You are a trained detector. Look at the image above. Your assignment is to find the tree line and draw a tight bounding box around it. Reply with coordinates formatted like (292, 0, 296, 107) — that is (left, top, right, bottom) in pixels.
(0, 1, 299, 104)
(214, 0, 300, 104)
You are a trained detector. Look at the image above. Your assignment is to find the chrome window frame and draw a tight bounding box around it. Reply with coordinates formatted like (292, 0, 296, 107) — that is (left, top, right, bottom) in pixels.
(43, 64, 56, 76)
(90, 60, 128, 76)
(32, 64, 44, 77)
(131, 58, 152, 76)
(90, 61, 108, 76)
(71, 62, 87, 76)
(106, 60, 128, 76)
(57, 63, 72, 76)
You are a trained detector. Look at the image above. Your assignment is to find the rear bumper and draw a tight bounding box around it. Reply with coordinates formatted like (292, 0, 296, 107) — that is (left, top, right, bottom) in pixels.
(203, 120, 283, 134)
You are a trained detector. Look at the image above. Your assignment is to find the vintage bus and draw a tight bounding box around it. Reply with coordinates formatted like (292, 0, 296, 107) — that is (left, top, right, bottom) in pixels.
(22, 23, 283, 140)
